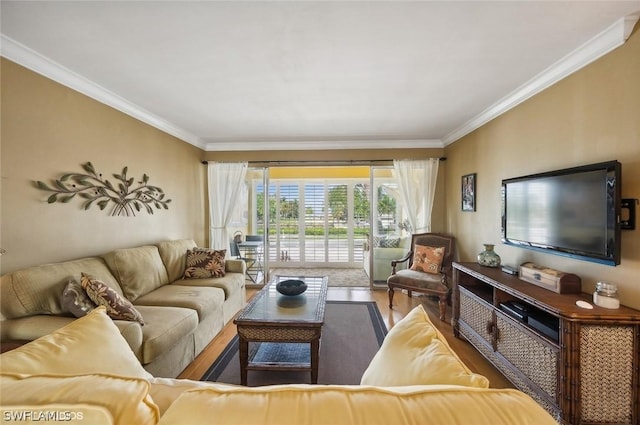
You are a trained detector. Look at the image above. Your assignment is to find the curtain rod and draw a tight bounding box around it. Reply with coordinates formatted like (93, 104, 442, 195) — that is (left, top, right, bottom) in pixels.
(201, 157, 446, 165)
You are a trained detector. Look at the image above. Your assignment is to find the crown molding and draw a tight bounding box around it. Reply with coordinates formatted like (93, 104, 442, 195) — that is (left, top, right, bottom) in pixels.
(202, 138, 444, 151)
(4, 13, 637, 152)
(442, 14, 640, 146)
(0, 34, 205, 149)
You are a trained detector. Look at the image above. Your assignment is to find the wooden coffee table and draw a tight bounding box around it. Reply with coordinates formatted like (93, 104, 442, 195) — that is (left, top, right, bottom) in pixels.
(233, 275, 328, 385)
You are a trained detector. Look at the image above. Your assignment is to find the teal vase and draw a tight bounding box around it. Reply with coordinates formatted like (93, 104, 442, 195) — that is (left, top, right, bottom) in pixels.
(477, 244, 501, 267)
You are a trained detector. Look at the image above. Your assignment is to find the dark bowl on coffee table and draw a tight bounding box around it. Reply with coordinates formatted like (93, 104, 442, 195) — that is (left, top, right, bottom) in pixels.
(276, 279, 307, 296)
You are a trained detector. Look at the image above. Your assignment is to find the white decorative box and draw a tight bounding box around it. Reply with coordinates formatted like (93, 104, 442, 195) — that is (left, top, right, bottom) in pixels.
(519, 262, 581, 294)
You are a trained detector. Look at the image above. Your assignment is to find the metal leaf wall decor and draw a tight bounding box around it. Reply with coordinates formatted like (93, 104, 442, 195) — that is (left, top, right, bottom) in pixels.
(36, 162, 172, 216)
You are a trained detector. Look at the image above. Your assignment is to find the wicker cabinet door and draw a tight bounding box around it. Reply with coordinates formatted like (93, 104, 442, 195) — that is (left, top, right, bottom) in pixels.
(496, 314, 559, 402)
(459, 288, 494, 345)
(577, 324, 637, 425)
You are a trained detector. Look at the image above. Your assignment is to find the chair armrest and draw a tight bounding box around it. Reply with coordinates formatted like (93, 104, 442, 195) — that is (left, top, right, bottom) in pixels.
(440, 264, 453, 287)
(390, 251, 413, 275)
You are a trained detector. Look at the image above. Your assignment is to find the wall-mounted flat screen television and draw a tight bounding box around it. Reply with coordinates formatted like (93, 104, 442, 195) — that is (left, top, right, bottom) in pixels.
(501, 161, 621, 266)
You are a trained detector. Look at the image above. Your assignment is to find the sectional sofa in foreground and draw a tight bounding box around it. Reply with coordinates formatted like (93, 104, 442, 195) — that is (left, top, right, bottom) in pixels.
(0, 300, 556, 424)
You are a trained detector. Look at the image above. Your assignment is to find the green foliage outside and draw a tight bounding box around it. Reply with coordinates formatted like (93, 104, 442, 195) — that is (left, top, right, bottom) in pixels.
(254, 182, 395, 238)
(257, 226, 368, 237)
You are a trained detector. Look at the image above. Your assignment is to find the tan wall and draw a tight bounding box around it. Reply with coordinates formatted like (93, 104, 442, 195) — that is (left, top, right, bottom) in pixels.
(445, 25, 640, 309)
(0, 59, 207, 274)
(0, 58, 447, 275)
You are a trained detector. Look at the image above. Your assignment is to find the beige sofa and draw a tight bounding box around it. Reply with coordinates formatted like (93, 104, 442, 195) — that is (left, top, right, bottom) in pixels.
(0, 304, 557, 425)
(0, 239, 246, 378)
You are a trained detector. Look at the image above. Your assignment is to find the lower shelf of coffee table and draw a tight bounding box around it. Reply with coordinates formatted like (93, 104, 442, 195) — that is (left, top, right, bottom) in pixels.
(247, 342, 311, 371)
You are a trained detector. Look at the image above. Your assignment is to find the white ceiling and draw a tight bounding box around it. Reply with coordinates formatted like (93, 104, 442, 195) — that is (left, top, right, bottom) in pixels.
(2, 1, 639, 151)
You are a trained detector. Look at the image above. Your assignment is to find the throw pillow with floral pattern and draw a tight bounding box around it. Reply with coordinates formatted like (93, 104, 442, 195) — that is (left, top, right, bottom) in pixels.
(80, 273, 144, 325)
(410, 245, 445, 274)
(183, 248, 226, 279)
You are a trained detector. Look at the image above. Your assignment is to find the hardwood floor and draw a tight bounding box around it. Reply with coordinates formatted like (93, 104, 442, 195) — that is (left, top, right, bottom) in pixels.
(178, 287, 514, 389)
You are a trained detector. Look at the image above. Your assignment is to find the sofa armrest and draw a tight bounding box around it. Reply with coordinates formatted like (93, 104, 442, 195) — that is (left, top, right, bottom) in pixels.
(225, 259, 246, 274)
(112, 319, 144, 362)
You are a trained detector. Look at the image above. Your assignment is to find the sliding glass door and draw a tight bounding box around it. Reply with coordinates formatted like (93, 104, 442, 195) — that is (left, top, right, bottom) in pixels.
(252, 166, 368, 271)
(243, 165, 410, 288)
(265, 178, 367, 268)
(368, 166, 410, 288)
(237, 167, 268, 285)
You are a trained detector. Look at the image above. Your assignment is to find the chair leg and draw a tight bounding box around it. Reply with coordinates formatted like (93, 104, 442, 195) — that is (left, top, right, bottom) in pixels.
(437, 294, 447, 321)
(388, 287, 394, 309)
(245, 260, 257, 284)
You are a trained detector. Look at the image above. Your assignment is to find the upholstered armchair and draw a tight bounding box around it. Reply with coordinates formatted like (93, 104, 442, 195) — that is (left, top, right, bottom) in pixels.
(387, 233, 456, 321)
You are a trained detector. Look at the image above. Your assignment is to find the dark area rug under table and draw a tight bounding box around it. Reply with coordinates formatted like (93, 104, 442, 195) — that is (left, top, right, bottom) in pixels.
(201, 301, 387, 386)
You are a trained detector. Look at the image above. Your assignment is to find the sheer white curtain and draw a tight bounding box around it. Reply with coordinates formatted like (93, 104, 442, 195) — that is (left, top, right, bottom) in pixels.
(393, 158, 439, 234)
(207, 162, 248, 251)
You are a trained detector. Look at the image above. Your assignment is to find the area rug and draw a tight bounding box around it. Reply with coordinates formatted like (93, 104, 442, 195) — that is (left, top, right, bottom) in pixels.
(201, 301, 387, 386)
(270, 268, 370, 287)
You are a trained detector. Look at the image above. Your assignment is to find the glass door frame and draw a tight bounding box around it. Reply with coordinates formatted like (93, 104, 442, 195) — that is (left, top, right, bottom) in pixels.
(368, 165, 409, 289)
(245, 166, 269, 286)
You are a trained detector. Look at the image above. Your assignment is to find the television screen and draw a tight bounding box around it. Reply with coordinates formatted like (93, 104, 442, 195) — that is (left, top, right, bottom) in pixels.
(502, 161, 621, 266)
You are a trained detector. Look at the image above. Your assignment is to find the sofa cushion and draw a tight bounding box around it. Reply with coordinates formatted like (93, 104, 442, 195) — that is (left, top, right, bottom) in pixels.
(81, 273, 145, 325)
(360, 305, 489, 388)
(60, 279, 96, 317)
(156, 239, 197, 283)
(0, 306, 152, 380)
(148, 377, 238, 415)
(171, 272, 244, 300)
(133, 305, 198, 365)
(157, 384, 557, 425)
(134, 285, 224, 321)
(410, 244, 445, 274)
(103, 246, 169, 301)
(183, 248, 226, 279)
(0, 314, 144, 363)
(1, 373, 159, 425)
(0, 257, 122, 319)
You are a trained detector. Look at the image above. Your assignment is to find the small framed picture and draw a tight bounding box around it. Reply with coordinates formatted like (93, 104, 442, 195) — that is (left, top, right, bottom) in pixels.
(462, 173, 476, 212)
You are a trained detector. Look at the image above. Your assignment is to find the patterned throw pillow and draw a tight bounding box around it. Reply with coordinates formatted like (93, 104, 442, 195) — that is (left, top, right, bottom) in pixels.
(80, 273, 145, 325)
(373, 237, 400, 248)
(183, 248, 226, 279)
(61, 279, 97, 317)
(379, 238, 400, 248)
(410, 245, 445, 274)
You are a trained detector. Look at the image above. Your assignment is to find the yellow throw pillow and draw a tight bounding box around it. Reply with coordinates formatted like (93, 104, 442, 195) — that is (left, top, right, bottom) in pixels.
(0, 306, 152, 380)
(360, 305, 489, 388)
(1, 373, 159, 425)
(410, 244, 445, 274)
